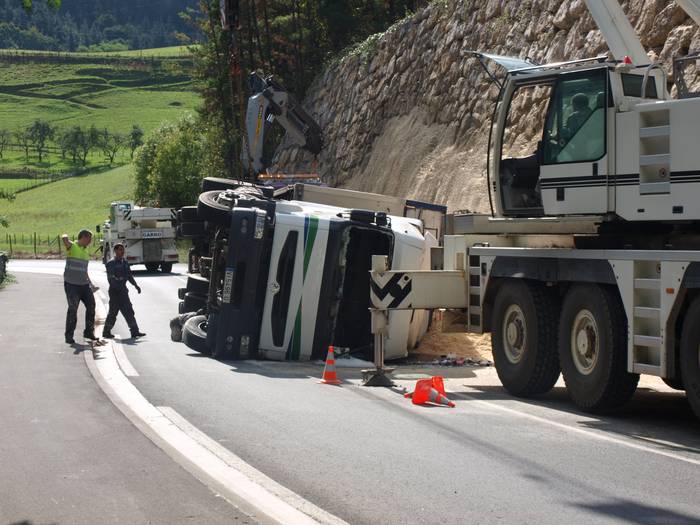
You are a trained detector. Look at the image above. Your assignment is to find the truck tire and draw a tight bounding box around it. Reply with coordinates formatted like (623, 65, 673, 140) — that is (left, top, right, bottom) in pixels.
(179, 206, 200, 222)
(202, 177, 242, 192)
(186, 274, 209, 296)
(198, 190, 233, 226)
(178, 221, 207, 238)
(662, 375, 685, 391)
(145, 262, 160, 272)
(182, 315, 211, 355)
(680, 298, 700, 418)
(160, 262, 173, 273)
(558, 284, 639, 411)
(491, 280, 560, 397)
(183, 292, 206, 312)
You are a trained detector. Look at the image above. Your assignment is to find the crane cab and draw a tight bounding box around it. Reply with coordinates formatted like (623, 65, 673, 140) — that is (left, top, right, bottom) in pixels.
(483, 54, 700, 223)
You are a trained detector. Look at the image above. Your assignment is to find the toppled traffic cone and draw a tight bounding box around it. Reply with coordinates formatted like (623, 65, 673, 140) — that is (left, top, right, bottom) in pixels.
(405, 377, 455, 407)
(319, 346, 342, 385)
(404, 376, 446, 398)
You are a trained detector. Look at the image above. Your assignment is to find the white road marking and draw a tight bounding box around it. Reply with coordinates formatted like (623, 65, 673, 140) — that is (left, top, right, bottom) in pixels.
(159, 407, 347, 525)
(457, 391, 700, 467)
(84, 338, 345, 525)
(113, 338, 139, 377)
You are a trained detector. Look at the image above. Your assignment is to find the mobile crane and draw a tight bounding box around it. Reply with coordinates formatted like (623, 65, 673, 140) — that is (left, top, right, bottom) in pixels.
(367, 0, 700, 418)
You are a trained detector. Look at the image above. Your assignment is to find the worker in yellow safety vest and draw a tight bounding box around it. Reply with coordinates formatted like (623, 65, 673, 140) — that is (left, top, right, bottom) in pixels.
(61, 229, 97, 344)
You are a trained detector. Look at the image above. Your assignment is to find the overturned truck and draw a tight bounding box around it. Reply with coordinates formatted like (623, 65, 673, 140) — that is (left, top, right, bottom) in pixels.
(174, 177, 444, 361)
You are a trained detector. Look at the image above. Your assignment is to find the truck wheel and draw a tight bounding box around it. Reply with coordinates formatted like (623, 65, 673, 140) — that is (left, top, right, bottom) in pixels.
(145, 263, 160, 272)
(491, 280, 560, 397)
(558, 284, 639, 411)
(184, 292, 206, 312)
(179, 206, 200, 222)
(178, 221, 207, 238)
(160, 262, 173, 273)
(662, 375, 685, 391)
(680, 298, 700, 418)
(198, 190, 233, 226)
(182, 315, 211, 355)
(186, 274, 209, 295)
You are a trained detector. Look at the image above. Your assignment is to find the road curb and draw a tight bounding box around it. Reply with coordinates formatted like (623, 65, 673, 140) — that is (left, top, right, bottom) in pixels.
(86, 292, 347, 525)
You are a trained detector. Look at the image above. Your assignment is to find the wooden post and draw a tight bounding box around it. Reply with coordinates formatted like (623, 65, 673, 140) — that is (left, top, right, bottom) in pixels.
(8, 235, 12, 256)
(33, 232, 37, 258)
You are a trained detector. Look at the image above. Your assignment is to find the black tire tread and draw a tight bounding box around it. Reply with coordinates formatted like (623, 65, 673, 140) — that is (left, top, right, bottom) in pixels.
(492, 280, 560, 397)
(680, 299, 700, 419)
(560, 285, 639, 411)
(182, 314, 210, 355)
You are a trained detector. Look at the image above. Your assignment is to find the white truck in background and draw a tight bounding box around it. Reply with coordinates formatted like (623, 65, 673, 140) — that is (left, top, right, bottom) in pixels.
(100, 201, 179, 273)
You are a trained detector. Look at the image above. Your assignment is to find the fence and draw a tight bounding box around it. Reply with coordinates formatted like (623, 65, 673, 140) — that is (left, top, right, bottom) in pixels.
(1, 233, 103, 259)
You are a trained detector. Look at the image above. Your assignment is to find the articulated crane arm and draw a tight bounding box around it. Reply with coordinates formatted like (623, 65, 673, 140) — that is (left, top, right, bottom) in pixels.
(244, 72, 323, 176)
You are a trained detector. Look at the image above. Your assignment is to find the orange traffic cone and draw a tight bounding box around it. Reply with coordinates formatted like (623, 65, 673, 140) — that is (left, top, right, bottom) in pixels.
(319, 346, 342, 385)
(406, 377, 455, 407)
(404, 376, 447, 398)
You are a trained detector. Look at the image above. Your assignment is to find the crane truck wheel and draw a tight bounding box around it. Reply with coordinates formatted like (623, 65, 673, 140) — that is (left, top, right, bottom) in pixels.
(680, 298, 700, 419)
(145, 263, 160, 272)
(197, 190, 234, 226)
(182, 314, 211, 355)
(160, 262, 173, 273)
(558, 284, 639, 411)
(491, 280, 560, 397)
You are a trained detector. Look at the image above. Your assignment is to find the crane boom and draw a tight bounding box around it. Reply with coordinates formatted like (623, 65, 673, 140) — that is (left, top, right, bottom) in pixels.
(676, 0, 700, 27)
(583, 0, 648, 64)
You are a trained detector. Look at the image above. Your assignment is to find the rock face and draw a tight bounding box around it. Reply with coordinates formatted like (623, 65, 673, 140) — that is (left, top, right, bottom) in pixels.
(272, 0, 700, 211)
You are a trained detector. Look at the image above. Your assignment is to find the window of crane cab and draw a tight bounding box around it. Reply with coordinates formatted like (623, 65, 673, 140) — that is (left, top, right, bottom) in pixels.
(542, 68, 608, 165)
(621, 73, 658, 98)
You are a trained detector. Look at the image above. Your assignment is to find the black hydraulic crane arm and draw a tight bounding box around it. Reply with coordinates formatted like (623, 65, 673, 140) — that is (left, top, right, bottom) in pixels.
(244, 72, 323, 175)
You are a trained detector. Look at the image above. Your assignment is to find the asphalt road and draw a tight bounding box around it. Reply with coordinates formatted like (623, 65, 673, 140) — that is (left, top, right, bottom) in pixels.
(0, 263, 252, 525)
(6, 260, 700, 525)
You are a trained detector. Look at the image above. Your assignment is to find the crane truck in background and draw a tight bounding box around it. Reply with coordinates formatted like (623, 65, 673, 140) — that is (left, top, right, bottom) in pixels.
(368, 0, 700, 419)
(100, 201, 178, 273)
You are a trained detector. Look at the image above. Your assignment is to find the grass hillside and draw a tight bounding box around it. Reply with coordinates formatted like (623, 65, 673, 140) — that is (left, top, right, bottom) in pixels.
(0, 164, 134, 254)
(0, 58, 199, 135)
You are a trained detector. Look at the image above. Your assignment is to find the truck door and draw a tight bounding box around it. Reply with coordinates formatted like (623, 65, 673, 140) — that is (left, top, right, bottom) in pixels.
(539, 68, 610, 215)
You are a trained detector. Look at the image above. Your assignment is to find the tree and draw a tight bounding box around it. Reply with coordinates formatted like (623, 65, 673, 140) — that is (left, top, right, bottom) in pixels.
(19, 0, 60, 12)
(28, 119, 54, 162)
(100, 129, 126, 164)
(60, 126, 82, 164)
(0, 130, 10, 159)
(129, 124, 144, 159)
(15, 128, 32, 161)
(134, 116, 205, 208)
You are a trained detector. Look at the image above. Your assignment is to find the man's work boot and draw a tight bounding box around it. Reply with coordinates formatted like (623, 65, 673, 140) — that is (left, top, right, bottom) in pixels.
(102, 331, 115, 339)
(65, 336, 75, 345)
(131, 332, 146, 338)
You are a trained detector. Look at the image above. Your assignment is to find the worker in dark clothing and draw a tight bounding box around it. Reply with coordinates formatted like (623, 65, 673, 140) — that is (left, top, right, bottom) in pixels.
(102, 243, 146, 339)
